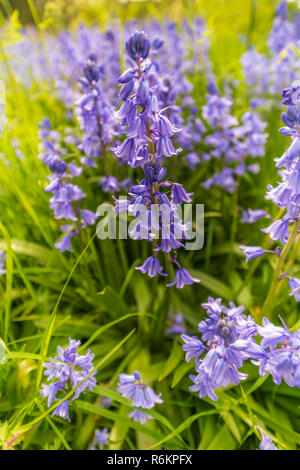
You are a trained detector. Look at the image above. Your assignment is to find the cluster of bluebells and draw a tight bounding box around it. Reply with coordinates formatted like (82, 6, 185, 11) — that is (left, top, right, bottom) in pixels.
(40, 338, 97, 422)
(262, 85, 300, 248)
(117, 370, 163, 424)
(143, 20, 208, 168)
(75, 54, 117, 169)
(240, 84, 300, 301)
(181, 297, 264, 401)
(181, 297, 300, 400)
(200, 84, 268, 193)
(241, 1, 299, 101)
(255, 318, 300, 388)
(10, 25, 122, 112)
(7, 18, 209, 107)
(113, 31, 200, 288)
(39, 118, 97, 252)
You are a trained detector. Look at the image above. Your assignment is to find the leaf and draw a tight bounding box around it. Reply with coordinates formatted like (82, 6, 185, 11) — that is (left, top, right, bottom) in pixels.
(221, 412, 242, 444)
(0, 222, 13, 342)
(33, 400, 71, 451)
(35, 232, 98, 394)
(171, 361, 194, 388)
(159, 341, 183, 382)
(76, 400, 166, 442)
(7, 352, 44, 361)
(119, 260, 141, 297)
(98, 286, 129, 318)
(189, 269, 233, 299)
(148, 410, 219, 449)
(93, 385, 184, 444)
(207, 423, 238, 450)
(0, 239, 51, 263)
(266, 399, 296, 450)
(78, 313, 152, 352)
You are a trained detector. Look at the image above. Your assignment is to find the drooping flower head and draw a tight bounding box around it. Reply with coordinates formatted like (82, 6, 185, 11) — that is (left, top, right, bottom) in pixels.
(241, 85, 300, 284)
(117, 370, 163, 424)
(182, 298, 264, 401)
(257, 426, 278, 450)
(40, 338, 97, 421)
(256, 318, 300, 389)
(39, 119, 97, 253)
(112, 31, 199, 288)
(200, 84, 268, 193)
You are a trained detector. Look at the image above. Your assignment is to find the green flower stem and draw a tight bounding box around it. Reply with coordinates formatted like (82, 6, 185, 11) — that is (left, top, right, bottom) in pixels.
(262, 220, 300, 318)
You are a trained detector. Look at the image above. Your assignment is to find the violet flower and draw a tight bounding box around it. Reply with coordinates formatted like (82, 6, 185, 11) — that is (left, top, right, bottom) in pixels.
(40, 338, 97, 421)
(117, 370, 163, 424)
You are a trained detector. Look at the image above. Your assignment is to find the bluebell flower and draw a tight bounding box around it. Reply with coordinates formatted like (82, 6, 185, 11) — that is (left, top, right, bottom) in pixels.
(128, 409, 153, 424)
(241, 2, 297, 101)
(281, 85, 300, 106)
(181, 335, 205, 362)
(81, 210, 98, 228)
(171, 184, 193, 204)
(166, 268, 200, 288)
(120, 79, 134, 101)
(257, 427, 278, 450)
(54, 228, 77, 253)
(99, 176, 132, 194)
(241, 209, 266, 224)
(117, 371, 163, 424)
(258, 318, 289, 349)
(90, 428, 110, 450)
(157, 114, 180, 137)
(114, 138, 136, 165)
(156, 136, 181, 158)
(52, 401, 70, 422)
(40, 338, 97, 421)
(203, 168, 237, 194)
(136, 256, 167, 278)
(125, 31, 151, 62)
(239, 245, 264, 263)
(288, 277, 300, 301)
(262, 218, 289, 244)
(152, 38, 164, 50)
(256, 318, 300, 388)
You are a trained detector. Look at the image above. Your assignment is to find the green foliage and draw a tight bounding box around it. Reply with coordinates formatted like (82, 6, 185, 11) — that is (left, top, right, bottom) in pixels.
(0, 0, 299, 451)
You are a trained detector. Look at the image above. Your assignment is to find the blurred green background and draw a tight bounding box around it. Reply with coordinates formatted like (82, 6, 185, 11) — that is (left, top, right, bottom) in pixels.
(1, 1, 299, 65)
(2, 0, 299, 83)
(0, 0, 297, 32)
